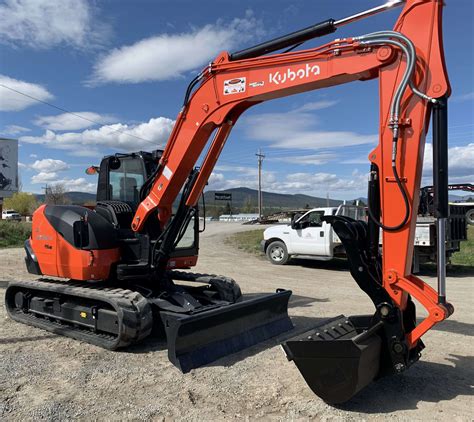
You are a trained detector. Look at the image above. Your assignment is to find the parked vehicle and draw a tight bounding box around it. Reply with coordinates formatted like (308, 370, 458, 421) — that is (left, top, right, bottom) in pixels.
(262, 204, 468, 271)
(1, 209, 21, 221)
(262, 205, 365, 265)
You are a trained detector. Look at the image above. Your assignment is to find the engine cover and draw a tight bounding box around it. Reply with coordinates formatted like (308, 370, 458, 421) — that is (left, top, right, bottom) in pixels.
(27, 205, 120, 281)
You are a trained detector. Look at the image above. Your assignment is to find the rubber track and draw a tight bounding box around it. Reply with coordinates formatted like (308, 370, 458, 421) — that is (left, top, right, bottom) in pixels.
(168, 270, 242, 302)
(5, 279, 153, 350)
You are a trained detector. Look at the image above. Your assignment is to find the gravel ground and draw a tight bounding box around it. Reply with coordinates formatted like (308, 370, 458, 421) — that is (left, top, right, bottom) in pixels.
(1, 222, 473, 421)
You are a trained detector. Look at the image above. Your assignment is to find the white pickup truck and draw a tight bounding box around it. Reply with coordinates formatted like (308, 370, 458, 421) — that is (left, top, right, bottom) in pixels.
(262, 204, 467, 269)
(261, 205, 365, 265)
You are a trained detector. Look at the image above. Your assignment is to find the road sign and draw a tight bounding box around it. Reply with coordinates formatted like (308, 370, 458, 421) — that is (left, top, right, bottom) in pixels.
(215, 192, 232, 201)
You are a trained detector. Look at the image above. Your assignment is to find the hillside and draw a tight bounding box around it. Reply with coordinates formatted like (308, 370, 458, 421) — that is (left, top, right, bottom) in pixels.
(203, 187, 343, 209)
(33, 187, 344, 209)
(34, 191, 96, 204)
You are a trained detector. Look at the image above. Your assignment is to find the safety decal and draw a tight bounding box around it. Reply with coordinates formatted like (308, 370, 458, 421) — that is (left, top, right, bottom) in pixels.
(224, 77, 246, 95)
(249, 81, 264, 88)
(162, 165, 173, 180)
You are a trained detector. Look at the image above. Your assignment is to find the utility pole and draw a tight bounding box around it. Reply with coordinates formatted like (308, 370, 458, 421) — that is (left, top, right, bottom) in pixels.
(256, 149, 265, 219)
(42, 184, 49, 202)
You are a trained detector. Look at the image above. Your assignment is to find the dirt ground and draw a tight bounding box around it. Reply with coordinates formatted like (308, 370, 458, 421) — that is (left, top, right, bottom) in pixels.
(1, 222, 473, 421)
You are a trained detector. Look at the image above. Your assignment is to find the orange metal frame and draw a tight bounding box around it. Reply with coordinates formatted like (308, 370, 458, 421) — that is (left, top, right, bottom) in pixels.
(133, 0, 452, 348)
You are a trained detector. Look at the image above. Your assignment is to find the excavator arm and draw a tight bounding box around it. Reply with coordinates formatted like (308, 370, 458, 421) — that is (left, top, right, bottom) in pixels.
(132, 0, 453, 403)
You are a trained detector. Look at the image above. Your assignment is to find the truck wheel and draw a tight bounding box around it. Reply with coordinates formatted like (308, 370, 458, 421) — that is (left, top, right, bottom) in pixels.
(266, 241, 289, 265)
(466, 209, 474, 225)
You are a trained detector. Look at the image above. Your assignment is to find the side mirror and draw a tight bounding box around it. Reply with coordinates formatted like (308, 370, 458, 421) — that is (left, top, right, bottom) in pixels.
(109, 156, 121, 170)
(291, 213, 303, 230)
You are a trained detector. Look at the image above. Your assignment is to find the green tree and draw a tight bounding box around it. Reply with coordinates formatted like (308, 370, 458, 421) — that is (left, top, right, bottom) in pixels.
(4, 192, 38, 215)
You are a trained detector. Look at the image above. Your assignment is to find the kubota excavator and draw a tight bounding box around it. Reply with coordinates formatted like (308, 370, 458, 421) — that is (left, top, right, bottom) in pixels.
(6, 0, 454, 404)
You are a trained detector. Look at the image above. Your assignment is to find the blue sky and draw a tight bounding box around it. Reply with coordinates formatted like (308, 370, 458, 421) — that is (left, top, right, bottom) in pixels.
(0, 0, 472, 199)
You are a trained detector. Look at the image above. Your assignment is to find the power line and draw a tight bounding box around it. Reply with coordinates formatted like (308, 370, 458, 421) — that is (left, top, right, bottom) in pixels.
(0, 83, 156, 145)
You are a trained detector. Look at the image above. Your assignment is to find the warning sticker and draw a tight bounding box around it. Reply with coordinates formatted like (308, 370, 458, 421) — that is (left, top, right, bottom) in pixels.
(224, 77, 246, 95)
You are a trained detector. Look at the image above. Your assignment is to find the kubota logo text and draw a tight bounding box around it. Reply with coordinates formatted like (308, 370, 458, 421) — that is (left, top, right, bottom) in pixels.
(269, 64, 320, 85)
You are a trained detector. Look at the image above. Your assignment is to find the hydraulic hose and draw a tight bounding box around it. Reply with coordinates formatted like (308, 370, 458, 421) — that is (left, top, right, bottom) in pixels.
(354, 32, 420, 231)
(366, 143, 411, 232)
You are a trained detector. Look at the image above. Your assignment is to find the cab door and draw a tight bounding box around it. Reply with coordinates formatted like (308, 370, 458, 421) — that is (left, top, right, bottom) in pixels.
(290, 210, 327, 255)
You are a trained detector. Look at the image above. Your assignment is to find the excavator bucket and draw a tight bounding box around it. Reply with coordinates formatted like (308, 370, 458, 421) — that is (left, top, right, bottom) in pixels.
(160, 289, 293, 373)
(282, 315, 383, 404)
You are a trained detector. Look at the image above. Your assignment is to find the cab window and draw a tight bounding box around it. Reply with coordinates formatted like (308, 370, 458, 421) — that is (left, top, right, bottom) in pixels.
(109, 158, 145, 207)
(300, 210, 325, 227)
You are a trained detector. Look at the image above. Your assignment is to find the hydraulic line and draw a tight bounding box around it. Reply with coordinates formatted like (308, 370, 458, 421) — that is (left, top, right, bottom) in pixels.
(356, 31, 437, 104)
(353, 31, 429, 231)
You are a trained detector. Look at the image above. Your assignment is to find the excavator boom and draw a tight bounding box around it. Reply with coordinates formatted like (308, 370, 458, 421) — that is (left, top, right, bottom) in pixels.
(131, 0, 453, 402)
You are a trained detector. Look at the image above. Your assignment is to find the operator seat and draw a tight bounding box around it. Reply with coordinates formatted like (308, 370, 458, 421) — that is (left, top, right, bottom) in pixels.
(119, 176, 139, 205)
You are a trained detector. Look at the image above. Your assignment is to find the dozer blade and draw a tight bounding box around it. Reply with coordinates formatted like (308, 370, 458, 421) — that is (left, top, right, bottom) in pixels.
(282, 315, 383, 404)
(160, 289, 293, 373)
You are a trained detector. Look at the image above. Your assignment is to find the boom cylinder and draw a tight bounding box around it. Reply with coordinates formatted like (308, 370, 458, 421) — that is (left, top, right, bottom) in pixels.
(229, 0, 405, 61)
(229, 19, 336, 61)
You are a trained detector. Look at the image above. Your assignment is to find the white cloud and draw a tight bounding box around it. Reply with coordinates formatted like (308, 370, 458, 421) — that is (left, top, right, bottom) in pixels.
(30, 174, 96, 192)
(452, 92, 474, 102)
(55, 178, 95, 193)
(0, 0, 110, 50)
(209, 163, 367, 196)
(29, 158, 70, 184)
(34, 112, 117, 131)
(89, 11, 264, 84)
(244, 107, 377, 151)
(31, 158, 69, 172)
(29, 153, 37, 158)
(20, 117, 175, 155)
(294, 100, 339, 112)
(270, 152, 337, 165)
(424, 143, 474, 179)
(0, 124, 31, 136)
(31, 171, 59, 184)
(0, 74, 54, 111)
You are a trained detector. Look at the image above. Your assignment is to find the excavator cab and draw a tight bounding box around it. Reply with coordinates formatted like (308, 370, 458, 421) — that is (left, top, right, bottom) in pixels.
(92, 150, 199, 269)
(96, 151, 157, 209)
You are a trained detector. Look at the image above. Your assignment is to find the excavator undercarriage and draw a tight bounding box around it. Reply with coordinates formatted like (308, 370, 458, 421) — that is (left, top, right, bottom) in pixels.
(6, 276, 292, 373)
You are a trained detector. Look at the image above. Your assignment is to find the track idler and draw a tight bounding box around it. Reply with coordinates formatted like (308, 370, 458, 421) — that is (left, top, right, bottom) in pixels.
(282, 315, 384, 404)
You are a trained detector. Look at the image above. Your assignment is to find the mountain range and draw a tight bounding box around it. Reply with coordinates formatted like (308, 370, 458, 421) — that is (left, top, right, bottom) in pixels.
(33, 187, 472, 208)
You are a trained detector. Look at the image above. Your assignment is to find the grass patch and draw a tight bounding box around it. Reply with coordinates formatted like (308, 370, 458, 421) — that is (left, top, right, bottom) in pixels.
(0, 221, 32, 248)
(451, 225, 474, 266)
(225, 229, 265, 256)
(226, 225, 473, 275)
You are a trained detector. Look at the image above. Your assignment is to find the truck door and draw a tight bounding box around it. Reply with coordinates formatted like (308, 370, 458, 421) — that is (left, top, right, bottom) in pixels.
(290, 210, 327, 255)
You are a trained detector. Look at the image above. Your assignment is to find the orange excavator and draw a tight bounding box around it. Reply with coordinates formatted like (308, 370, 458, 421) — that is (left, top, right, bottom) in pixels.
(6, 0, 454, 404)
